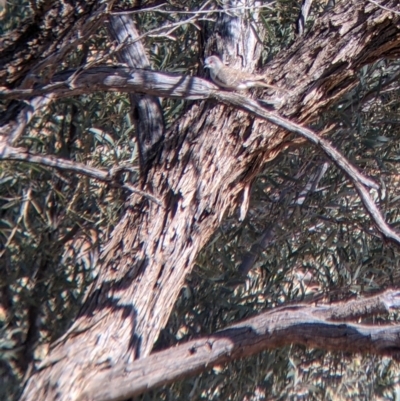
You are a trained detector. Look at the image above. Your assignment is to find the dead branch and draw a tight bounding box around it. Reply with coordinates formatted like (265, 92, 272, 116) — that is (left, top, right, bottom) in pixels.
(2, 72, 395, 244)
(80, 289, 400, 401)
(0, 142, 162, 205)
(0, 67, 216, 101)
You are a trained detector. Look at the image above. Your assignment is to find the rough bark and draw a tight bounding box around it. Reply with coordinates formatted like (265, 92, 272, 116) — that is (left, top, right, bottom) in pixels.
(14, 1, 400, 400)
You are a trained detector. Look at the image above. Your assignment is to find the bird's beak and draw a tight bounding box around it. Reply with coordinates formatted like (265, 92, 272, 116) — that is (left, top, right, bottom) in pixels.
(204, 62, 210, 69)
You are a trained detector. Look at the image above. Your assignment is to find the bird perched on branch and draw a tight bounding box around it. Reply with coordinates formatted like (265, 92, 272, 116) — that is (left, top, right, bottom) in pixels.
(204, 55, 284, 92)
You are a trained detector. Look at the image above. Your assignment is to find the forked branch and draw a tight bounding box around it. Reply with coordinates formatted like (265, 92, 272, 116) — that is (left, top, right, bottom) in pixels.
(1, 69, 397, 244)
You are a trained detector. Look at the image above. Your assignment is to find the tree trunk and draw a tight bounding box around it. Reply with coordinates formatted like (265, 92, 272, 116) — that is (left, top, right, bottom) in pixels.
(17, 0, 400, 400)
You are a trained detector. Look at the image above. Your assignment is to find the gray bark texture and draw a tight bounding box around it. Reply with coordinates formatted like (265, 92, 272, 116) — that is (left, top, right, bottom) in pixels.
(2, 0, 398, 400)
(81, 289, 400, 401)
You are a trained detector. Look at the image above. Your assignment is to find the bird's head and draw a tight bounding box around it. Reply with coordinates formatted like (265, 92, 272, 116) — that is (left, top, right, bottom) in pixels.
(204, 55, 223, 70)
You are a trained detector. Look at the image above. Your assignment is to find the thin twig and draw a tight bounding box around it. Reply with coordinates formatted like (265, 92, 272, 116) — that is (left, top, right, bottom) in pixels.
(366, 0, 400, 15)
(0, 143, 162, 206)
(111, 2, 275, 16)
(216, 91, 400, 245)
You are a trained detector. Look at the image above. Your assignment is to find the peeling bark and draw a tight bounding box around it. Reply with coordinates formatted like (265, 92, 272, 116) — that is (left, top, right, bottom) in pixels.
(12, 1, 400, 400)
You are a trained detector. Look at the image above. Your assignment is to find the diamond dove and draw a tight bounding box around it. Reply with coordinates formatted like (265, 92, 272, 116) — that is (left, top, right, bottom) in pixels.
(204, 55, 282, 91)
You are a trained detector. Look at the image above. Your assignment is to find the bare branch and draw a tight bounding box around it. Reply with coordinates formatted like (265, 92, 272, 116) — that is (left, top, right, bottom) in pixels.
(80, 289, 400, 401)
(108, 14, 165, 168)
(366, 0, 400, 15)
(111, 2, 275, 16)
(296, 0, 314, 35)
(239, 161, 330, 276)
(0, 96, 54, 145)
(0, 142, 162, 205)
(216, 91, 400, 244)
(2, 67, 396, 243)
(0, 67, 216, 100)
(106, 0, 215, 57)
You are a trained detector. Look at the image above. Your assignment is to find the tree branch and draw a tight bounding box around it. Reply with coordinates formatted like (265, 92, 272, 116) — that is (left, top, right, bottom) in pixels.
(1, 67, 398, 243)
(0, 67, 216, 100)
(214, 91, 400, 245)
(0, 142, 162, 205)
(108, 14, 165, 169)
(80, 289, 400, 401)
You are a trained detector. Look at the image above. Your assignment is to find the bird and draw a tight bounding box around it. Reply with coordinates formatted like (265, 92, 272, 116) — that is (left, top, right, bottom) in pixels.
(204, 55, 284, 92)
